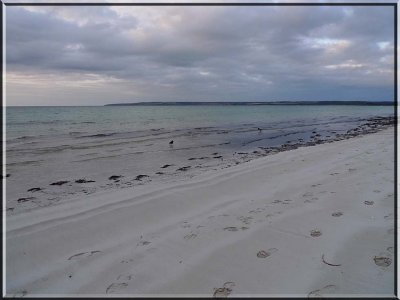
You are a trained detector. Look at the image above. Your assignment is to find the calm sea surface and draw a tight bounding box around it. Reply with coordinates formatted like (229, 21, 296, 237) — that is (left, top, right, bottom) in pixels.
(5, 105, 394, 214)
(6, 105, 394, 140)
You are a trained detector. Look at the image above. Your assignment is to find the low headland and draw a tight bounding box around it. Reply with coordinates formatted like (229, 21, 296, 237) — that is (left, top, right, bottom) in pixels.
(105, 100, 394, 106)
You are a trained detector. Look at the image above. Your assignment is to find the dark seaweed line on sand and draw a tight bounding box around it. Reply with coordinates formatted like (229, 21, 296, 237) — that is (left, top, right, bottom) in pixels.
(8, 117, 394, 215)
(241, 130, 308, 146)
(71, 142, 231, 163)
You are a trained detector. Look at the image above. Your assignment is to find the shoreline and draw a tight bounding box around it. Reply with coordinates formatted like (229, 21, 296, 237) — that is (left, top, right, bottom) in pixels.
(6, 126, 395, 296)
(5, 115, 394, 216)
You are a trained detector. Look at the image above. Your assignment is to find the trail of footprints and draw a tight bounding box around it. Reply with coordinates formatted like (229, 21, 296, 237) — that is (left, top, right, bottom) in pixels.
(306, 187, 393, 297)
(209, 181, 393, 296)
(177, 182, 326, 296)
(62, 181, 393, 297)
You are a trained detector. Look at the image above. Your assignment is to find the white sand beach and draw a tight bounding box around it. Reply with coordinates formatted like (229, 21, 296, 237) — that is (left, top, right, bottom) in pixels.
(5, 127, 395, 297)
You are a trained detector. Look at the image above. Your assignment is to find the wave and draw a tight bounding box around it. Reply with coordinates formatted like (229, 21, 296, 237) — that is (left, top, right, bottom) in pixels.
(80, 133, 117, 138)
(7, 135, 44, 143)
(70, 121, 97, 125)
(7, 159, 43, 166)
(14, 135, 37, 140)
(69, 131, 87, 136)
(9, 120, 64, 126)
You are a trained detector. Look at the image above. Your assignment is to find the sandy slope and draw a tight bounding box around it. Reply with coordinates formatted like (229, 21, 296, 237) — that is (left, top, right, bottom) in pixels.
(5, 128, 395, 297)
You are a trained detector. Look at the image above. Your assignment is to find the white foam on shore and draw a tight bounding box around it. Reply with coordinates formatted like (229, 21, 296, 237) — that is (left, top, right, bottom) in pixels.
(5, 128, 395, 297)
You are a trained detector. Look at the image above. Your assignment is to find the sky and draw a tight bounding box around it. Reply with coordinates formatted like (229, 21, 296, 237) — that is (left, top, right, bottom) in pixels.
(5, 4, 395, 106)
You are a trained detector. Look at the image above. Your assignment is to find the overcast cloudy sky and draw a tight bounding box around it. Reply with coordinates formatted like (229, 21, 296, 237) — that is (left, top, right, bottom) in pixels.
(6, 5, 395, 105)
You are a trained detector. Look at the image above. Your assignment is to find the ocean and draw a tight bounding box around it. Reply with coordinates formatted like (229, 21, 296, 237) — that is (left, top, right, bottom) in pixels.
(5, 105, 394, 214)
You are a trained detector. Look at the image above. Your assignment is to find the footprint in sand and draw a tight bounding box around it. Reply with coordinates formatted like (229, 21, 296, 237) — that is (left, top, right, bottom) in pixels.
(302, 192, 313, 198)
(387, 247, 394, 253)
(385, 193, 394, 199)
(364, 200, 374, 206)
(331, 212, 343, 217)
(373, 256, 392, 267)
(181, 221, 191, 228)
(106, 274, 134, 294)
(308, 284, 338, 297)
(67, 250, 101, 261)
(310, 230, 322, 237)
(272, 200, 282, 204)
(106, 282, 128, 294)
(137, 240, 151, 246)
(184, 233, 197, 240)
(249, 208, 265, 214)
(311, 184, 322, 187)
(373, 190, 381, 193)
(304, 199, 312, 203)
(213, 282, 235, 297)
(117, 274, 134, 281)
(257, 248, 278, 258)
(224, 227, 239, 232)
(237, 216, 253, 225)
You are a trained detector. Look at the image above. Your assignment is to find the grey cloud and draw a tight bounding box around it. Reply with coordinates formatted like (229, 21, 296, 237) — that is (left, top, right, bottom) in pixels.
(7, 7, 138, 69)
(5, 5, 395, 105)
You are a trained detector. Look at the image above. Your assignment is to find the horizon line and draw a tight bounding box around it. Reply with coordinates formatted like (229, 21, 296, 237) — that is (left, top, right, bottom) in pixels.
(5, 100, 395, 107)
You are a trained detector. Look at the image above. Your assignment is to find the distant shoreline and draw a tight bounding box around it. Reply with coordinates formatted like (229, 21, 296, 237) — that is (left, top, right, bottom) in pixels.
(105, 101, 394, 106)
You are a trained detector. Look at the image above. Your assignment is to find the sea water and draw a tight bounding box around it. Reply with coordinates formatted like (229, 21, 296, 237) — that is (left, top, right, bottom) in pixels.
(4, 105, 394, 214)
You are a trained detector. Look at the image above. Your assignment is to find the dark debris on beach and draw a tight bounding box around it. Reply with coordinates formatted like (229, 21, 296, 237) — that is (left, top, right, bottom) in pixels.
(50, 181, 69, 186)
(27, 187, 42, 192)
(17, 197, 36, 203)
(7, 116, 394, 215)
(75, 179, 96, 183)
(161, 164, 172, 168)
(177, 166, 191, 171)
(258, 116, 394, 155)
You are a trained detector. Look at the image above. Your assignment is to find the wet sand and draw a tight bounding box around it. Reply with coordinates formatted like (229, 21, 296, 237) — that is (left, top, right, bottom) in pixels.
(6, 115, 394, 216)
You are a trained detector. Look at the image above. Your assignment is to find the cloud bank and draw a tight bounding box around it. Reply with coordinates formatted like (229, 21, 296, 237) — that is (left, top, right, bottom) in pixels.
(6, 5, 395, 105)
